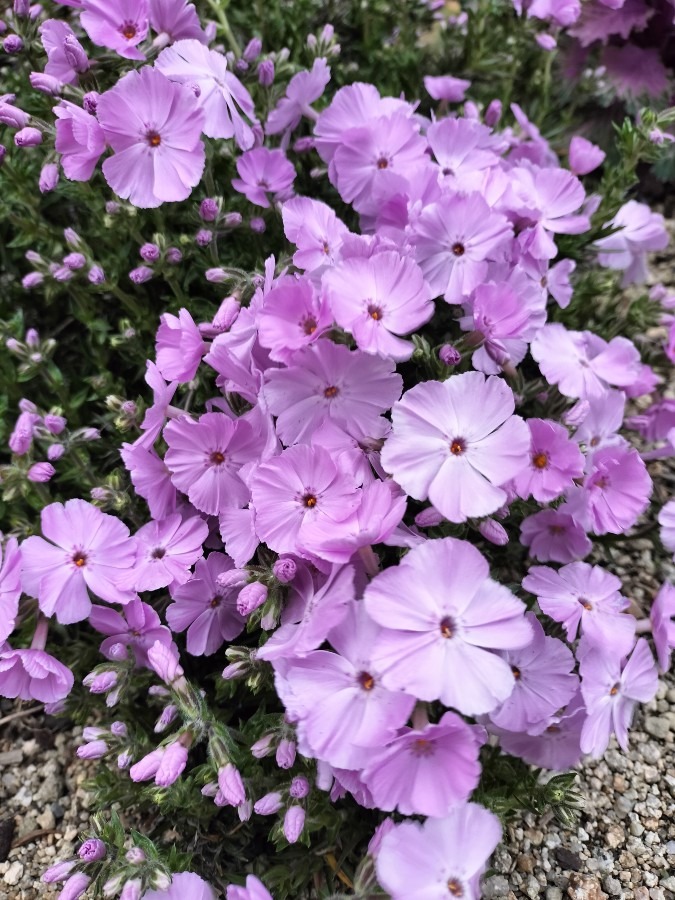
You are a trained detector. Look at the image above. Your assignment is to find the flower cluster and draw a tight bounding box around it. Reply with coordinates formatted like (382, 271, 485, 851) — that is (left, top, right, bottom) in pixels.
(2, 1, 675, 899)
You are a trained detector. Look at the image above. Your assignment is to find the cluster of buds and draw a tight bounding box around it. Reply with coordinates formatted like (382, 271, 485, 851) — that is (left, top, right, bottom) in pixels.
(21, 229, 106, 288)
(128, 236, 182, 285)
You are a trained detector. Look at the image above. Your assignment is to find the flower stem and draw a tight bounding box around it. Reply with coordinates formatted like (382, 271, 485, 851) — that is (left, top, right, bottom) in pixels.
(205, 0, 241, 56)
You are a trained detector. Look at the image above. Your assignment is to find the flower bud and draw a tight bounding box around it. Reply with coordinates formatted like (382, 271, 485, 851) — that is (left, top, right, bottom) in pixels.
(42, 860, 75, 883)
(63, 34, 89, 73)
(58, 873, 91, 900)
(196, 228, 213, 246)
(15, 126, 42, 146)
(147, 640, 184, 684)
(199, 198, 219, 221)
(276, 738, 296, 769)
(218, 763, 246, 806)
(48, 443, 65, 461)
(293, 136, 314, 153)
(154, 704, 178, 733)
(367, 818, 395, 857)
(78, 839, 106, 862)
(283, 806, 305, 843)
(14, 0, 31, 15)
(83, 726, 107, 741)
(129, 747, 165, 782)
(212, 296, 241, 331)
(258, 59, 274, 86)
(27, 462, 55, 482)
(82, 92, 99, 114)
(166, 247, 182, 264)
(103, 874, 124, 897)
(154, 740, 189, 787)
(120, 879, 142, 900)
(0, 101, 29, 128)
(84, 670, 118, 693)
(63, 252, 86, 270)
(250, 733, 274, 758)
(237, 582, 268, 616)
(206, 268, 228, 283)
(250, 217, 266, 234)
(478, 517, 509, 546)
(77, 739, 108, 759)
(149, 871, 171, 891)
(140, 242, 160, 262)
(30, 73, 63, 95)
(3, 35, 24, 53)
(125, 848, 146, 864)
(223, 212, 242, 228)
(44, 414, 66, 434)
(253, 791, 283, 815)
(243, 37, 262, 61)
(117, 750, 132, 769)
(562, 399, 590, 428)
(439, 344, 461, 366)
(129, 265, 153, 284)
(289, 775, 310, 799)
(22, 272, 43, 289)
(414, 506, 444, 528)
(88, 265, 105, 284)
(238, 799, 253, 822)
(484, 98, 502, 128)
(110, 721, 128, 737)
(272, 557, 296, 583)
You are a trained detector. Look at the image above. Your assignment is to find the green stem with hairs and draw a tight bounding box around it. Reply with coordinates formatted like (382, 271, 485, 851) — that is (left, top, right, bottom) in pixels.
(205, 0, 242, 56)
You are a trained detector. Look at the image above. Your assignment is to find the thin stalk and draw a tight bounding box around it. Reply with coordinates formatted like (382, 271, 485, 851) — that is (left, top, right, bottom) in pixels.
(205, 0, 242, 56)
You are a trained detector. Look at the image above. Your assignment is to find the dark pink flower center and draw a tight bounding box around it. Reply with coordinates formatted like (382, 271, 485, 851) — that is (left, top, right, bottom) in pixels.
(532, 451, 549, 470)
(367, 303, 383, 321)
(357, 671, 375, 691)
(451, 242, 465, 257)
(578, 596, 593, 610)
(210, 450, 226, 465)
(324, 385, 340, 399)
(449, 438, 465, 456)
(146, 131, 162, 148)
(72, 551, 87, 568)
(302, 493, 318, 508)
(151, 547, 166, 560)
(121, 21, 137, 40)
(210, 596, 221, 608)
(376, 156, 390, 169)
(411, 738, 435, 758)
(302, 316, 318, 335)
(511, 665, 521, 680)
(439, 616, 455, 638)
(447, 879, 464, 897)
(609, 682, 620, 696)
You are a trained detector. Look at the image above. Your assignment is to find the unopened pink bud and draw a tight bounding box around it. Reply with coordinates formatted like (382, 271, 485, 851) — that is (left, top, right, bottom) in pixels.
(78, 839, 106, 861)
(276, 739, 296, 769)
(218, 763, 246, 806)
(237, 582, 268, 616)
(250, 733, 275, 758)
(27, 462, 55, 482)
(272, 557, 296, 583)
(58, 873, 91, 900)
(289, 775, 310, 798)
(154, 740, 189, 787)
(129, 747, 165, 782)
(42, 860, 75, 883)
(77, 739, 108, 759)
(15, 126, 42, 146)
(283, 806, 305, 843)
(478, 517, 509, 546)
(254, 791, 283, 815)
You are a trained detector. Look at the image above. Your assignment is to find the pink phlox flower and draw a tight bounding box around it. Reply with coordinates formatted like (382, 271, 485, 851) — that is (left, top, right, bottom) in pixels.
(372, 164, 443, 239)
(411, 191, 513, 302)
(119, 513, 208, 592)
(572, 390, 626, 452)
(498, 692, 586, 771)
(519, 508, 592, 564)
(0, 648, 74, 703)
(522, 0, 581, 25)
(570, 0, 653, 47)
(522, 561, 636, 656)
(164, 412, 263, 516)
(263, 340, 402, 446)
(459, 274, 546, 373)
(219, 506, 260, 567)
(80, 0, 149, 60)
(232, 147, 296, 208)
(145, 872, 216, 900)
(301, 479, 406, 564)
(423, 74, 472, 101)
(595, 200, 669, 285)
(54, 101, 105, 181)
(281, 196, 349, 273)
(361, 712, 486, 817)
(565, 445, 652, 535)
(512, 418, 584, 502)
(505, 166, 589, 260)
(40, 20, 89, 84)
(0, 538, 21, 643)
(488, 614, 579, 734)
(313, 82, 415, 165)
(279, 600, 415, 768)
(250, 444, 360, 557)
(626, 399, 675, 443)
(226, 874, 273, 900)
(156, 308, 207, 383)
(427, 117, 500, 186)
(530, 323, 642, 399)
(569, 135, 606, 176)
(266, 57, 331, 135)
(330, 113, 429, 216)
(166, 552, 247, 655)
(155, 39, 258, 148)
(137, 361, 178, 448)
(257, 275, 332, 363)
(21, 499, 136, 625)
(508, 103, 559, 168)
(9, 410, 40, 456)
(89, 598, 173, 666)
(120, 443, 177, 523)
(580, 638, 658, 757)
(546, 258, 576, 308)
(365, 537, 532, 714)
(97, 67, 206, 208)
(257, 562, 355, 661)
(650, 583, 675, 673)
(309, 417, 390, 487)
(323, 250, 434, 361)
(375, 802, 502, 900)
(658, 499, 675, 555)
(381, 372, 530, 523)
(149, 0, 206, 44)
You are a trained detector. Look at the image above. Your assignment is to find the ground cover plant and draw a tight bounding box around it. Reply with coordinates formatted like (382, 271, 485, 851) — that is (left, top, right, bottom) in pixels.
(2, 0, 675, 898)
